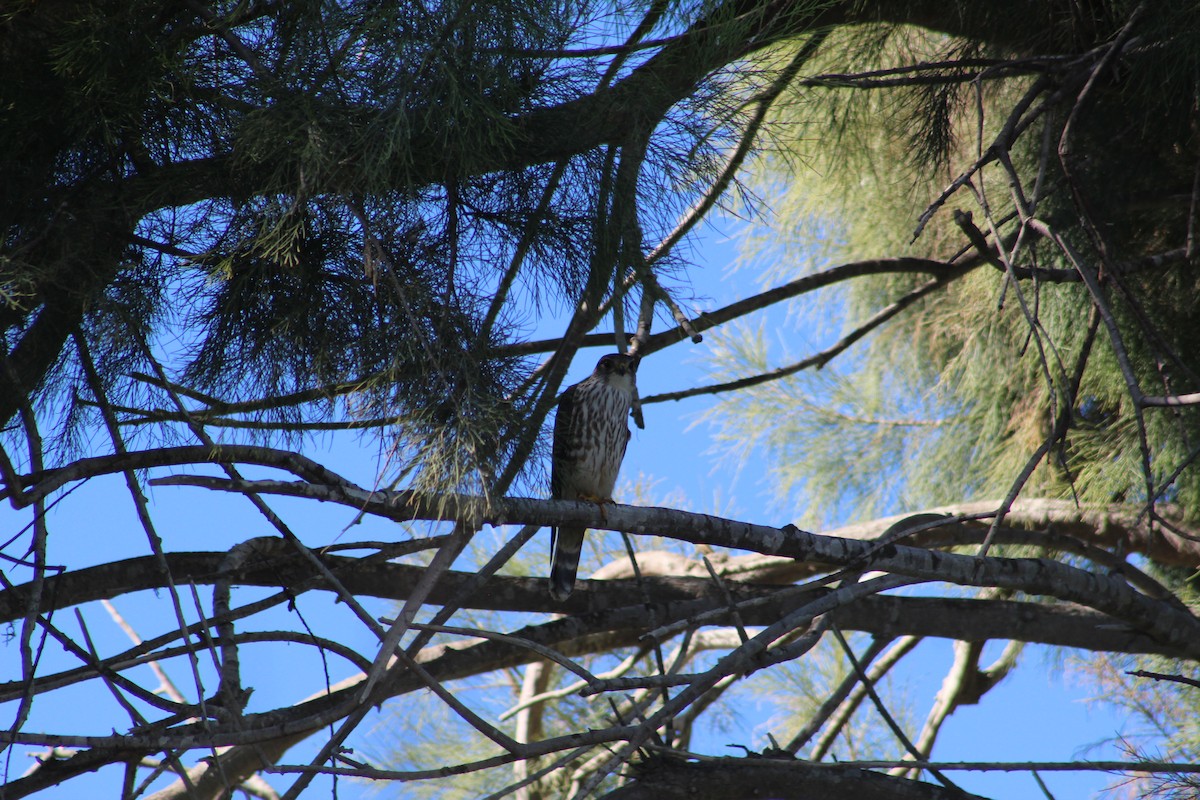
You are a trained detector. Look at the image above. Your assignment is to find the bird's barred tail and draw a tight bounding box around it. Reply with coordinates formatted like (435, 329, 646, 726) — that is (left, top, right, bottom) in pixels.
(549, 526, 585, 601)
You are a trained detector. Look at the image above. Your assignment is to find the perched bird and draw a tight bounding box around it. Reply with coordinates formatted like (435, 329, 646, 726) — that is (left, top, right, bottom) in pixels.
(549, 353, 638, 601)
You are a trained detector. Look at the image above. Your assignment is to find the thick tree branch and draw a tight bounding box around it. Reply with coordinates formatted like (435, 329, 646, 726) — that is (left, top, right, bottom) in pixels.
(136, 480, 1200, 657)
(3, 551, 1192, 672)
(599, 756, 987, 800)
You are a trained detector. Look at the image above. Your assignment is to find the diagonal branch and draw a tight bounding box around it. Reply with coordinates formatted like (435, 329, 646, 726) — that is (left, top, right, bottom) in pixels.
(641, 264, 971, 404)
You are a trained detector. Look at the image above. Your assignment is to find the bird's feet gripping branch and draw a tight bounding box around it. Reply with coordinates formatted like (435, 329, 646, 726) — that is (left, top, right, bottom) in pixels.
(578, 493, 614, 521)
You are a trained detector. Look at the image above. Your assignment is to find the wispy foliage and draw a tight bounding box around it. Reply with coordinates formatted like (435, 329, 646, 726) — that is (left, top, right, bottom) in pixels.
(714, 9, 1200, 521)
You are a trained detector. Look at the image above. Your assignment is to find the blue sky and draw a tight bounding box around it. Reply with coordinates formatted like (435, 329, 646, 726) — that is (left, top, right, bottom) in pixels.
(2, 211, 1134, 799)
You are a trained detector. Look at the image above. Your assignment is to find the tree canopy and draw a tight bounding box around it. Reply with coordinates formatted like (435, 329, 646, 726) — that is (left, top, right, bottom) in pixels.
(3, 0, 1200, 798)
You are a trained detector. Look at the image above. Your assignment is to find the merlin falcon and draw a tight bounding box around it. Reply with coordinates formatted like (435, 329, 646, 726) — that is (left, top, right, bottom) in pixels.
(549, 353, 638, 600)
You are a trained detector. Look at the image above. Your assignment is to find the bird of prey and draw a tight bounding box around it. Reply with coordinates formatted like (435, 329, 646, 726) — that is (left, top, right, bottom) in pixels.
(549, 353, 638, 601)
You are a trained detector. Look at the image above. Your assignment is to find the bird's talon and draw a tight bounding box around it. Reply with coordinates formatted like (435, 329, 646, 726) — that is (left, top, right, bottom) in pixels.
(578, 493, 613, 521)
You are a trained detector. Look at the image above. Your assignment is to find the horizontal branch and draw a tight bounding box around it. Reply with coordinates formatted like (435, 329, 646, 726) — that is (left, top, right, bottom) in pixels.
(848, 499, 1200, 570)
(7, 523, 1192, 786)
(2, 444, 353, 507)
(602, 755, 1200, 800)
(0, 583, 1180, 756)
(1141, 391, 1200, 407)
(144, 479, 1200, 659)
(601, 755, 985, 800)
(1, 551, 1184, 664)
(800, 759, 1200, 773)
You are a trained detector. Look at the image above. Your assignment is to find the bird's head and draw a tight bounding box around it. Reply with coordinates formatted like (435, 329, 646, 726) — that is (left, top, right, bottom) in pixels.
(592, 353, 638, 390)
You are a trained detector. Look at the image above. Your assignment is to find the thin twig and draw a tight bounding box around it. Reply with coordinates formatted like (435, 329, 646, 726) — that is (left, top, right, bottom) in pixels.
(829, 624, 960, 792)
(641, 267, 968, 404)
(1126, 669, 1200, 690)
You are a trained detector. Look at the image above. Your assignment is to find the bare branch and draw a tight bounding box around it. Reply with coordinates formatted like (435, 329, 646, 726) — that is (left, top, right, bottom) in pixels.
(642, 266, 971, 404)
